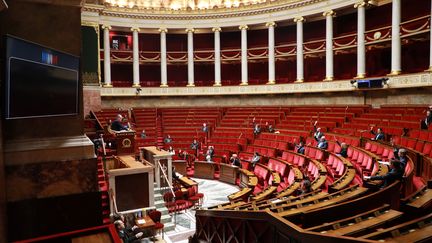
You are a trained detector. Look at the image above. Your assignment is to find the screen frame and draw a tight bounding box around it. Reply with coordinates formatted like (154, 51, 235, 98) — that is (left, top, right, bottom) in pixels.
(3, 34, 80, 120)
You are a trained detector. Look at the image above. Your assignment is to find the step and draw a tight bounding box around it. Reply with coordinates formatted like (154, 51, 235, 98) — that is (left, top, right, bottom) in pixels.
(164, 222, 176, 232)
(154, 200, 165, 208)
(161, 214, 172, 224)
(154, 194, 163, 201)
(158, 207, 169, 216)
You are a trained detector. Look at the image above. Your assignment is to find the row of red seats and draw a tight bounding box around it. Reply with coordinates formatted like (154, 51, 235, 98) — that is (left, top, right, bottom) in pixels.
(364, 141, 395, 162)
(393, 137, 432, 158)
(245, 145, 276, 157)
(253, 139, 287, 151)
(409, 129, 432, 141)
(267, 158, 297, 192)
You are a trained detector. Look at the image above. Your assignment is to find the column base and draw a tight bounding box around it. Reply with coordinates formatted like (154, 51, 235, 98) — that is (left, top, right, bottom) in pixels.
(160, 84, 169, 88)
(267, 80, 276, 85)
(354, 73, 366, 79)
(132, 83, 141, 88)
(387, 70, 401, 76)
(103, 83, 113, 87)
(425, 66, 432, 72)
(186, 84, 195, 87)
(213, 83, 222, 87)
(294, 79, 304, 83)
(239, 82, 249, 86)
(323, 76, 334, 81)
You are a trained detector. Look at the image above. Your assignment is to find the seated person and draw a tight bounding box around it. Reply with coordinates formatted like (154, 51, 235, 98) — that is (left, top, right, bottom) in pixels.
(172, 166, 179, 180)
(111, 114, 128, 131)
(370, 127, 384, 141)
(206, 146, 215, 162)
(421, 109, 432, 130)
(140, 129, 146, 139)
(251, 152, 261, 167)
(317, 136, 328, 150)
(92, 133, 104, 151)
(297, 176, 312, 195)
(114, 220, 143, 243)
(167, 146, 175, 155)
(364, 160, 404, 188)
(202, 123, 209, 133)
(230, 154, 241, 167)
(294, 140, 305, 155)
(191, 139, 200, 150)
(334, 136, 348, 158)
(267, 124, 275, 133)
(164, 135, 172, 144)
(313, 121, 324, 141)
(253, 124, 261, 136)
(395, 148, 408, 169)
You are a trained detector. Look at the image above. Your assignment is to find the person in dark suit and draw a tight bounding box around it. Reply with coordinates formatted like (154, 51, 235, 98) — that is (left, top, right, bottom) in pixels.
(313, 121, 324, 141)
(251, 152, 261, 168)
(370, 127, 384, 141)
(421, 110, 432, 129)
(164, 135, 172, 144)
(334, 136, 348, 158)
(230, 154, 241, 167)
(111, 114, 128, 131)
(364, 160, 404, 188)
(114, 220, 143, 243)
(294, 140, 305, 154)
(317, 136, 328, 150)
(202, 123, 209, 133)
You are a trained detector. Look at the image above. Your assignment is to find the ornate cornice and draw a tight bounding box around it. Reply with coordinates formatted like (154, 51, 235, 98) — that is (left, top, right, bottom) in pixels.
(266, 21, 277, 27)
(83, 0, 327, 21)
(323, 10, 336, 17)
(100, 73, 432, 97)
(239, 25, 249, 30)
(212, 27, 222, 32)
(293, 16, 305, 22)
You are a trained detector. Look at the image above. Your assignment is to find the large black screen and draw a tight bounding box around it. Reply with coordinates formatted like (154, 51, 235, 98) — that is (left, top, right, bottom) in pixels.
(4, 35, 79, 119)
(8, 58, 78, 119)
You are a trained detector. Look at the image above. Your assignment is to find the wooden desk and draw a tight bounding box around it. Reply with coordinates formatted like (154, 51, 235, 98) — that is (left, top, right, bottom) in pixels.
(194, 161, 215, 179)
(219, 163, 239, 185)
(228, 188, 252, 202)
(239, 169, 258, 188)
(135, 215, 156, 238)
(173, 160, 187, 176)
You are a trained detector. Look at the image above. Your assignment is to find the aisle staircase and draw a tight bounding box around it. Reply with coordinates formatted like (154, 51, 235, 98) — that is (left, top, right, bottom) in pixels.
(154, 190, 176, 232)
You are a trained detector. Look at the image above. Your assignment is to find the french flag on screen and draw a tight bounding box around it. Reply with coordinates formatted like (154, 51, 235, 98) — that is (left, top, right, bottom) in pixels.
(41, 51, 58, 65)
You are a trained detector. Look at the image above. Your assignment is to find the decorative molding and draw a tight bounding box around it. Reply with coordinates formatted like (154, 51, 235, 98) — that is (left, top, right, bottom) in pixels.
(100, 73, 432, 97)
(293, 16, 305, 22)
(130, 27, 140, 32)
(101, 24, 112, 30)
(212, 27, 222, 32)
(81, 0, 371, 29)
(239, 25, 249, 30)
(323, 10, 336, 17)
(354, 0, 368, 9)
(158, 28, 168, 33)
(185, 28, 195, 33)
(265, 21, 277, 27)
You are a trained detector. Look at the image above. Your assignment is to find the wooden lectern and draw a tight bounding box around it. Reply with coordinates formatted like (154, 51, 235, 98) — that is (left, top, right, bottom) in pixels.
(114, 131, 135, 155)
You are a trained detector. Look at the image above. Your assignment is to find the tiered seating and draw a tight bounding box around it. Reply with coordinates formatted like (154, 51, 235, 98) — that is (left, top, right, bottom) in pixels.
(132, 108, 157, 148)
(93, 109, 129, 128)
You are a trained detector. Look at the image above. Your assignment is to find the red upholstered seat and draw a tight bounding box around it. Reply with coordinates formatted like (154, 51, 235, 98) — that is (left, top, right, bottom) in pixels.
(148, 210, 164, 238)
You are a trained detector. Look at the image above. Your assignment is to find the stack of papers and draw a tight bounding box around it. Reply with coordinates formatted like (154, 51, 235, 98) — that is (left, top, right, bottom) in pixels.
(137, 219, 146, 224)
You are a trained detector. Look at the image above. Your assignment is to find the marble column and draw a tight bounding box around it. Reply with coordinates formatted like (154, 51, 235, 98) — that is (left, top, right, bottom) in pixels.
(239, 25, 249, 85)
(354, 1, 367, 78)
(323, 10, 335, 81)
(212, 27, 222, 86)
(294, 17, 305, 83)
(159, 28, 168, 87)
(102, 25, 112, 87)
(266, 22, 276, 84)
(131, 27, 141, 87)
(390, 0, 401, 75)
(186, 28, 195, 87)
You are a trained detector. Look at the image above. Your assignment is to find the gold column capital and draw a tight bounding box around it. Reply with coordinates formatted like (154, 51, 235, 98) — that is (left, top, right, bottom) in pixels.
(323, 10, 336, 17)
(185, 28, 195, 33)
(130, 27, 140, 32)
(265, 21, 276, 27)
(293, 16, 305, 23)
(212, 27, 222, 32)
(101, 25, 112, 30)
(354, 1, 368, 9)
(158, 28, 168, 33)
(239, 25, 249, 30)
